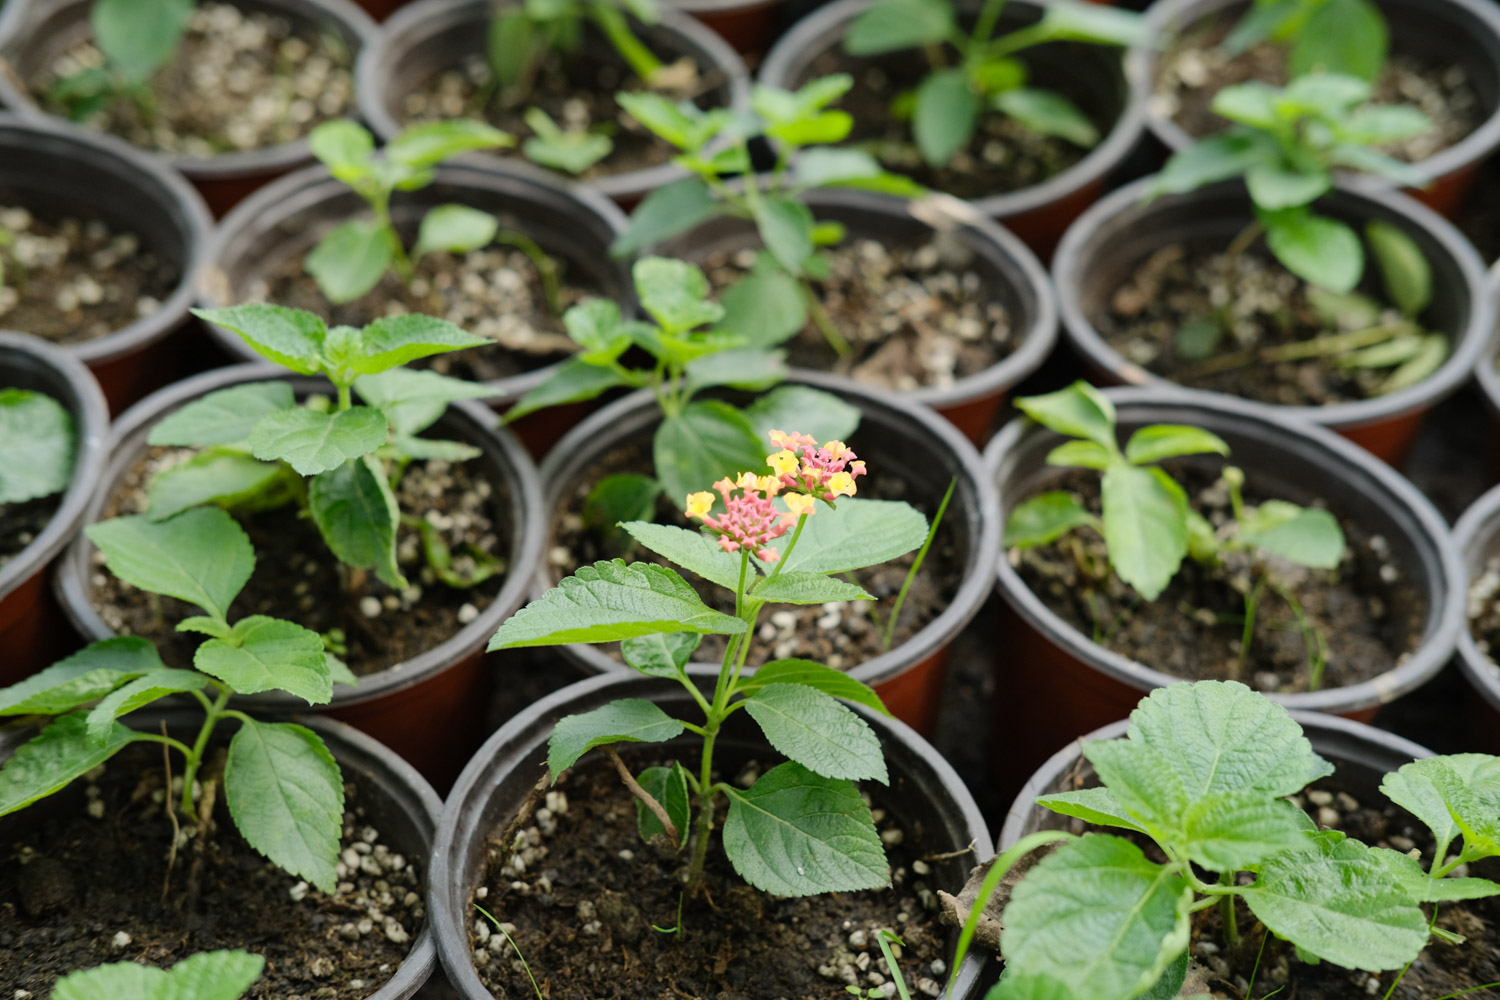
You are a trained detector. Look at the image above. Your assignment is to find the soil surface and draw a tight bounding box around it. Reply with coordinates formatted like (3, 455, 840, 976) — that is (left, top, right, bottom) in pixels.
(30, 2, 356, 155)
(701, 235, 1020, 392)
(91, 442, 510, 677)
(0, 495, 61, 571)
(0, 205, 175, 344)
(1013, 462, 1425, 693)
(0, 742, 423, 998)
(468, 752, 959, 999)
(1468, 555, 1500, 678)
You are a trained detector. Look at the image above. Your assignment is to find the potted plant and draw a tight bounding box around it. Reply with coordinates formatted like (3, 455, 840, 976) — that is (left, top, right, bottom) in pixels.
(0, 332, 109, 684)
(758, 0, 1150, 253)
(0, 0, 381, 215)
(0, 113, 212, 410)
(983, 385, 1465, 796)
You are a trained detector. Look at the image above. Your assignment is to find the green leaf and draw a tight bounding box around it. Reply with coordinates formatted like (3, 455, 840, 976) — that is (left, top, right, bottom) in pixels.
(563, 298, 633, 364)
(754, 198, 817, 276)
(619, 521, 745, 591)
(488, 560, 748, 649)
(654, 401, 766, 505)
(1124, 425, 1231, 465)
(743, 386, 860, 447)
(758, 498, 928, 575)
(620, 631, 701, 678)
(844, 0, 953, 53)
(1181, 791, 1311, 870)
(1016, 382, 1117, 450)
(1034, 787, 1145, 834)
(1262, 207, 1362, 293)
(489, 8, 533, 88)
(146, 448, 291, 521)
(147, 381, 296, 448)
(1342, 105, 1432, 146)
(84, 668, 207, 746)
(0, 389, 75, 503)
(1001, 834, 1192, 999)
(717, 259, 808, 348)
(335, 314, 489, 380)
(309, 120, 374, 179)
(192, 305, 328, 375)
(750, 571, 871, 604)
(0, 713, 138, 816)
(1245, 164, 1331, 211)
(634, 256, 723, 332)
(1147, 132, 1278, 198)
(1368, 845, 1500, 903)
(684, 348, 788, 396)
(548, 698, 687, 777)
(92, 0, 192, 83)
(354, 368, 497, 436)
(194, 616, 332, 704)
(1240, 501, 1346, 569)
(249, 406, 388, 476)
(1382, 756, 1470, 850)
(308, 456, 404, 589)
(1222, 0, 1297, 55)
(386, 119, 514, 168)
(583, 473, 660, 538)
(504, 357, 632, 422)
(914, 69, 977, 167)
(306, 219, 395, 304)
(1004, 492, 1098, 548)
(54, 959, 165, 1000)
(994, 88, 1098, 147)
(792, 148, 896, 192)
(1100, 464, 1187, 600)
(722, 762, 888, 895)
(737, 659, 890, 716)
(742, 684, 886, 782)
(413, 204, 499, 260)
(1211, 81, 1281, 129)
(636, 762, 692, 846)
(523, 112, 614, 175)
(86, 509, 254, 621)
(1365, 220, 1431, 317)
(616, 92, 718, 150)
(1277, 72, 1371, 116)
(225, 719, 344, 892)
(1045, 440, 1113, 469)
(1401, 755, 1500, 858)
(1291, 0, 1386, 82)
(1376, 334, 1447, 395)
(609, 178, 719, 257)
(1034, 1, 1149, 46)
(0, 637, 162, 716)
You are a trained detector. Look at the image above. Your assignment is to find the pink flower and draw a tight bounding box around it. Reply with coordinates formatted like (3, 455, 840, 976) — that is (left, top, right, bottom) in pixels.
(765, 432, 867, 504)
(685, 474, 797, 563)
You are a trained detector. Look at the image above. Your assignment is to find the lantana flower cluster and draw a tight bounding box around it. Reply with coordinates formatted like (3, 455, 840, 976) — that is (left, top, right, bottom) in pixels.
(767, 430, 866, 502)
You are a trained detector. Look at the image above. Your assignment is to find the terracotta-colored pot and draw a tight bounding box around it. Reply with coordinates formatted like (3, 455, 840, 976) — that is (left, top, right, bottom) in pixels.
(668, 0, 786, 54)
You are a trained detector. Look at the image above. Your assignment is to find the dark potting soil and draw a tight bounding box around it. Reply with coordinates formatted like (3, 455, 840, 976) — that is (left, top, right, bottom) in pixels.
(0, 205, 176, 345)
(700, 235, 1020, 392)
(91, 445, 510, 676)
(551, 435, 962, 671)
(1102, 241, 1426, 407)
(468, 755, 958, 999)
(0, 742, 422, 997)
(29, 2, 355, 156)
(1153, 18, 1482, 164)
(1012, 463, 1425, 693)
(806, 49, 1097, 200)
(0, 495, 61, 571)
(1467, 556, 1500, 676)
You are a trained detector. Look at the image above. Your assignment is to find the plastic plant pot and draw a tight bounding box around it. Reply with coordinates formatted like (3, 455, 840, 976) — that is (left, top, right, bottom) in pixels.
(1451, 482, 1500, 754)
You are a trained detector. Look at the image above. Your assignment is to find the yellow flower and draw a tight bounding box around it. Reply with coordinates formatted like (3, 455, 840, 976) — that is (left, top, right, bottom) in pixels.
(785, 492, 816, 517)
(767, 449, 799, 477)
(823, 440, 850, 460)
(737, 471, 780, 496)
(826, 472, 857, 498)
(685, 491, 715, 519)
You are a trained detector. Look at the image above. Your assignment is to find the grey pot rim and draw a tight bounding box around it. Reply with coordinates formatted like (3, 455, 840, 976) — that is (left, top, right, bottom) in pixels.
(997, 709, 1436, 851)
(1124, 0, 1500, 193)
(50, 361, 547, 713)
(1452, 482, 1500, 715)
(355, 0, 753, 203)
(428, 666, 996, 999)
(1051, 175, 1495, 433)
(198, 158, 629, 402)
(0, 111, 213, 366)
(0, 331, 110, 604)
(981, 385, 1468, 716)
(0, 0, 380, 181)
(756, 0, 1150, 223)
(535, 370, 1003, 690)
(1475, 262, 1500, 420)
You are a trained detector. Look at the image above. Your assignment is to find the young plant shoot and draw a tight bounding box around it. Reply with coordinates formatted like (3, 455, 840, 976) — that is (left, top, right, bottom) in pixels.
(951, 680, 1500, 1000)
(49, 0, 195, 122)
(0, 506, 351, 893)
(841, 0, 1146, 168)
(54, 950, 265, 999)
(0, 387, 76, 506)
(1003, 381, 1346, 689)
(522, 107, 614, 175)
(489, 431, 934, 905)
(1221, 0, 1388, 83)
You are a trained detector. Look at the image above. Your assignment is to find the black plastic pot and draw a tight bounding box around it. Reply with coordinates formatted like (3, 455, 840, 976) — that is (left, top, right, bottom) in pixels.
(983, 387, 1465, 798)
(0, 710, 440, 997)
(0, 331, 108, 685)
(649, 186, 1058, 445)
(0, 114, 212, 411)
(1451, 483, 1500, 750)
(428, 668, 996, 998)
(1052, 177, 1492, 464)
(0, 0, 379, 217)
(1128, 0, 1500, 218)
(51, 363, 546, 788)
(356, 0, 752, 207)
(535, 372, 1000, 736)
(757, 0, 1148, 256)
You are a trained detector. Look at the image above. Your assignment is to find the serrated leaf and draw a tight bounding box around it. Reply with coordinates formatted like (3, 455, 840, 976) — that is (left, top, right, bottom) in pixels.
(306, 219, 394, 304)
(1035, 787, 1146, 834)
(756, 499, 928, 575)
(157, 950, 267, 1000)
(1382, 756, 1469, 849)
(225, 720, 344, 892)
(354, 368, 496, 436)
(192, 305, 328, 375)
(737, 658, 889, 715)
(146, 448, 291, 521)
(413, 203, 500, 260)
(86, 509, 254, 621)
(335, 314, 488, 380)
(92, 0, 192, 83)
(743, 386, 860, 446)
(548, 698, 687, 777)
(1084, 738, 1191, 842)
(722, 762, 888, 896)
(488, 560, 748, 649)
(843, 0, 953, 54)
(749, 571, 871, 605)
(636, 762, 692, 846)
(1368, 846, 1500, 903)
(1017, 382, 1117, 449)
(742, 683, 886, 782)
(84, 668, 207, 746)
(1181, 792, 1311, 870)
(634, 256, 722, 333)
(609, 177, 719, 257)
(0, 637, 162, 716)
(619, 521, 746, 591)
(654, 401, 767, 505)
(308, 456, 404, 589)
(1101, 464, 1188, 600)
(1124, 425, 1231, 465)
(1240, 502, 1346, 569)
(52, 959, 166, 1000)
(249, 406, 388, 476)
(0, 713, 138, 816)
(1004, 492, 1098, 548)
(0, 389, 75, 503)
(915, 68, 978, 167)
(147, 381, 296, 447)
(194, 616, 332, 704)
(621, 631, 701, 678)
(1421, 755, 1500, 857)
(504, 357, 632, 422)
(1366, 219, 1432, 317)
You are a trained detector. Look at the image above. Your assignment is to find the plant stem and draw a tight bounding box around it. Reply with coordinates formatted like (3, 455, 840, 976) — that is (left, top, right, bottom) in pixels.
(1237, 575, 1265, 680)
(883, 478, 954, 651)
(493, 229, 562, 315)
(687, 720, 719, 887)
(1181, 323, 1401, 379)
(588, 1, 664, 82)
(970, 0, 1007, 46)
(1219, 870, 1240, 946)
(179, 687, 232, 816)
(801, 280, 853, 359)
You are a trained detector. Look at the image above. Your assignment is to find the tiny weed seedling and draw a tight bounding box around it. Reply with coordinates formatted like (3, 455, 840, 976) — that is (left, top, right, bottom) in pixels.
(1221, 0, 1388, 83)
(0, 507, 353, 892)
(53, 950, 265, 999)
(522, 107, 614, 175)
(0, 388, 76, 505)
(841, 0, 1146, 168)
(950, 680, 1500, 1000)
(489, 432, 934, 909)
(1004, 382, 1345, 688)
(49, 0, 195, 123)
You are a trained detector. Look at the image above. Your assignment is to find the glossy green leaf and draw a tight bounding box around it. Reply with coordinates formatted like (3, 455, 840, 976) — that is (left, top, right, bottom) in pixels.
(306, 219, 394, 304)
(1240, 500, 1346, 569)
(194, 616, 332, 704)
(522, 109, 613, 174)
(147, 381, 296, 448)
(620, 631, 702, 678)
(609, 177, 719, 257)
(0, 389, 75, 503)
(1045, 440, 1113, 470)
(86, 508, 254, 621)
(636, 761, 692, 846)
(93, 0, 191, 83)
(0, 637, 162, 716)
(737, 658, 890, 716)
(750, 571, 871, 605)
(308, 456, 404, 589)
(1016, 382, 1117, 450)
(619, 521, 745, 591)
(844, 0, 953, 54)
(249, 406, 388, 476)
(354, 368, 496, 435)
(914, 68, 977, 167)
(191, 305, 328, 375)
(548, 698, 687, 777)
(1366, 219, 1431, 317)
(84, 668, 208, 746)
(504, 357, 632, 422)
(757, 498, 928, 575)
(386, 119, 514, 168)
(225, 719, 344, 892)
(0, 713, 138, 816)
(1100, 464, 1187, 600)
(743, 385, 861, 446)
(1263, 207, 1362, 292)
(146, 448, 291, 521)
(335, 313, 488, 379)
(653, 401, 766, 505)
(635, 256, 723, 332)
(743, 683, 886, 782)
(1034, 787, 1145, 834)
(1123, 425, 1230, 465)
(413, 203, 500, 260)
(995, 88, 1098, 147)
(1004, 492, 1098, 548)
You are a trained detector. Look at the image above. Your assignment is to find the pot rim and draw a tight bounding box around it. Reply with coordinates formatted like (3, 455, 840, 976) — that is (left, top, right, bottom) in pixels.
(534, 370, 1003, 690)
(0, 0, 381, 181)
(49, 361, 547, 712)
(1475, 262, 1500, 420)
(982, 385, 1467, 715)
(756, 0, 1149, 222)
(1451, 481, 1500, 714)
(354, 0, 753, 202)
(0, 331, 110, 603)
(428, 665, 995, 998)
(1051, 175, 1494, 432)
(1124, 0, 1500, 191)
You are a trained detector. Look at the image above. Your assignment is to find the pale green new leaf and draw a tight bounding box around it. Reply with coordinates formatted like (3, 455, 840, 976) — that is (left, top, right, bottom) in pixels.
(146, 448, 291, 521)
(654, 401, 767, 505)
(619, 521, 745, 591)
(0, 389, 75, 503)
(636, 762, 692, 846)
(1263, 208, 1362, 293)
(225, 720, 344, 892)
(750, 571, 871, 605)
(147, 381, 296, 447)
(1367, 845, 1500, 903)
(93, 0, 192, 83)
(309, 119, 375, 173)
(754, 197, 816, 276)
(338, 313, 488, 379)
(1045, 440, 1113, 469)
(0, 636, 162, 716)
(1366, 219, 1432, 317)
(743, 385, 861, 446)
(0, 713, 138, 816)
(737, 658, 889, 716)
(1016, 382, 1116, 449)
(194, 617, 332, 704)
(191, 305, 328, 375)
(308, 456, 404, 588)
(743, 683, 887, 782)
(85, 669, 208, 746)
(1034, 787, 1145, 834)
(548, 698, 687, 777)
(1425, 754, 1500, 857)
(249, 406, 388, 475)
(1123, 425, 1231, 465)
(155, 949, 267, 1000)
(635, 256, 722, 332)
(1004, 492, 1098, 548)
(385, 118, 514, 167)
(1381, 755, 1473, 849)
(620, 631, 702, 678)
(915, 68, 977, 167)
(354, 368, 497, 436)
(756, 498, 927, 575)
(1240, 501, 1346, 569)
(306, 219, 394, 304)
(86, 508, 254, 621)
(413, 204, 500, 260)
(52, 959, 165, 1000)
(1100, 464, 1187, 600)
(1249, 165, 1330, 212)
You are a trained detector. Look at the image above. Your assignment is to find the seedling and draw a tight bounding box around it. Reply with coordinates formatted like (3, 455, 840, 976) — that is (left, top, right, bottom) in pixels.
(0, 388, 76, 505)
(950, 680, 1500, 1000)
(609, 74, 927, 358)
(1003, 382, 1346, 688)
(522, 107, 613, 175)
(846, 929, 913, 999)
(490, 431, 934, 907)
(840, 0, 1146, 168)
(1221, 0, 1387, 83)
(49, 0, 195, 123)
(54, 950, 264, 999)
(0, 507, 353, 893)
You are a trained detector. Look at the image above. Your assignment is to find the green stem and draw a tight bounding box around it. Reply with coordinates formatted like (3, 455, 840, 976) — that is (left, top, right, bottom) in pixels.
(494, 229, 562, 316)
(969, 0, 1007, 47)
(179, 687, 232, 815)
(986, 21, 1052, 59)
(588, 1, 664, 82)
(1219, 870, 1240, 946)
(801, 279, 853, 359)
(686, 721, 719, 887)
(883, 478, 954, 651)
(337, 384, 352, 412)
(1238, 575, 1266, 680)
(374, 190, 414, 284)
(1182, 322, 1403, 379)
